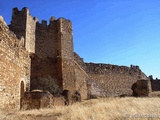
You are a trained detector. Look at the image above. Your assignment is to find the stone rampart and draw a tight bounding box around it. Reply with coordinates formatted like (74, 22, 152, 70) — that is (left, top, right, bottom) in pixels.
(85, 63, 147, 97)
(0, 7, 156, 110)
(0, 16, 30, 110)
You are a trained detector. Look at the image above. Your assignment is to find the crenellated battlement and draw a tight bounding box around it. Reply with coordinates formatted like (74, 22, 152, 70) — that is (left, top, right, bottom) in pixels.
(35, 17, 71, 29)
(12, 7, 38, 23)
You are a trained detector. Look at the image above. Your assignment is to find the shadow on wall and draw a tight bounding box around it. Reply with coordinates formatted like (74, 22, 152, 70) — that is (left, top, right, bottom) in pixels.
(30, 76, 61, 94)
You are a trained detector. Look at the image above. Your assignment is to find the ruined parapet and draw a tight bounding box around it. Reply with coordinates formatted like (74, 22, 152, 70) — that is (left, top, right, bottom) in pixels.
(21, 90, 54, 110)
(131, 80, 151, 97)
(85, 63, 147, 80)
(85, 63, 147, 97)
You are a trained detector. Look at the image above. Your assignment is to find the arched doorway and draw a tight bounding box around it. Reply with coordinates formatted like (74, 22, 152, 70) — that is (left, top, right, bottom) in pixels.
(20, 81, 25, 109)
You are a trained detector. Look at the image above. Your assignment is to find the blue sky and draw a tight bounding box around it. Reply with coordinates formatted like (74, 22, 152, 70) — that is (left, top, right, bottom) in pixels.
(0, 0, 160, 78)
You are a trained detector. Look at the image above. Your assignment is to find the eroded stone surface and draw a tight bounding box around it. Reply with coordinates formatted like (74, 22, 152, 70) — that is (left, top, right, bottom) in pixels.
(131, 80, 151, 97)
(0, 15, 30, 110)
(0, 7, 154, 110)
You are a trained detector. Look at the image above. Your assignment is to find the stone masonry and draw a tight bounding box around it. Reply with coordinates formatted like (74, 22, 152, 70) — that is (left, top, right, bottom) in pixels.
(0, 15, 30, 109)
(0, 7, 153, 110)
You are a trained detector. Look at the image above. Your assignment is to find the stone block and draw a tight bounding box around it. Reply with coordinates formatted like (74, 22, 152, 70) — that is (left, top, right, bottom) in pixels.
(132, 80, 151, 97)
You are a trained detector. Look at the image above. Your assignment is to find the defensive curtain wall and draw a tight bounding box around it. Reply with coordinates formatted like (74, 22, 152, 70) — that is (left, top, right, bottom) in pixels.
(0, 16, 30, 109)
(0, 7, 155, 110)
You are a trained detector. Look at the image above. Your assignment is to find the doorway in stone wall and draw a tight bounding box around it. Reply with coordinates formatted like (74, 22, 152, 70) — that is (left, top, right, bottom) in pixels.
(20, 81, 25, 109)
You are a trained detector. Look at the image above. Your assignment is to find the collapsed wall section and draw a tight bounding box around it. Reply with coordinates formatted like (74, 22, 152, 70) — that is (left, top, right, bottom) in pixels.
(0, 16, 30, 110)
(85, 63, 147, 97)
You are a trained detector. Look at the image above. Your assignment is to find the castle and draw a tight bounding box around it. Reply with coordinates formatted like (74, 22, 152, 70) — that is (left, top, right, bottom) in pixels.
(0, 7, 156, 110)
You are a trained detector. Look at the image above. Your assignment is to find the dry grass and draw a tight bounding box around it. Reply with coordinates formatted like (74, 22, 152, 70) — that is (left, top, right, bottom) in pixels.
(1, 97, 160, 120)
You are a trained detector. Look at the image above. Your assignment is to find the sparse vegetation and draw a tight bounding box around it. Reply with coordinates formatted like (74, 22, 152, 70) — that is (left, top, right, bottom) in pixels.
(1, 97, 160, 120)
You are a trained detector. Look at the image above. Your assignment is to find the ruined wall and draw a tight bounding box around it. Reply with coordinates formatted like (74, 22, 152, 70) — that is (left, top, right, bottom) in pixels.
(21, 91, 54, 110)
(85, 63, 147, 97)
(151, 80, 160, 91)
(0, 16, 30, 110)
(1, 7, 153, 108)
(74, 53, 89, 99)
(9, 7, 37, 53)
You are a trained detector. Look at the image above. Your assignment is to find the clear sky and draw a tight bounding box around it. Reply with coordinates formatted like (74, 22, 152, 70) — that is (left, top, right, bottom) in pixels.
(0, 0, 160, 78)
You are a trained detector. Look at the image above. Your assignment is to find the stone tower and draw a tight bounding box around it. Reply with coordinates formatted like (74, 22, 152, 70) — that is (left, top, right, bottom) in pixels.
(9, 7, 38, 53)
(56, 18, 76, 93)
(8, 7, 87, 98)
(9, 7, 77, 94)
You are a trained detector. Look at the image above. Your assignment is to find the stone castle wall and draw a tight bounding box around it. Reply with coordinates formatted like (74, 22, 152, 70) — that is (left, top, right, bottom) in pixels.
(85, 63, 147, 97)
(31, 18, 79, 95)
(31, 18, 61, 94)
(30, 56, 60, 94)
(1, 7, 157, 110)
(0, 16, 30, 110)
(35, 18, 57, 58)
(151, 80, 160, 91)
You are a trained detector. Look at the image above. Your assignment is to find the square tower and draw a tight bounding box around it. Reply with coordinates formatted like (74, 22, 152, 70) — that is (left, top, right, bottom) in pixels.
(9, 7, 38, 53)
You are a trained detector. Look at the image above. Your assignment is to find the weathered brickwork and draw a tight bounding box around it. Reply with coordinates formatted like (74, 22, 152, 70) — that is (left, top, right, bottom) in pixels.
(85, 63, 147, 97)
(0, 16, 30, 110)
(1, 7, 158, 110)
(30, 56, 61, 94)
(21, 91, 54, 110)
(35, 18, 57, 58)
(9, 7, 37, 53)
(57, 19, 77, 94)
(73, 53, 90, 99)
